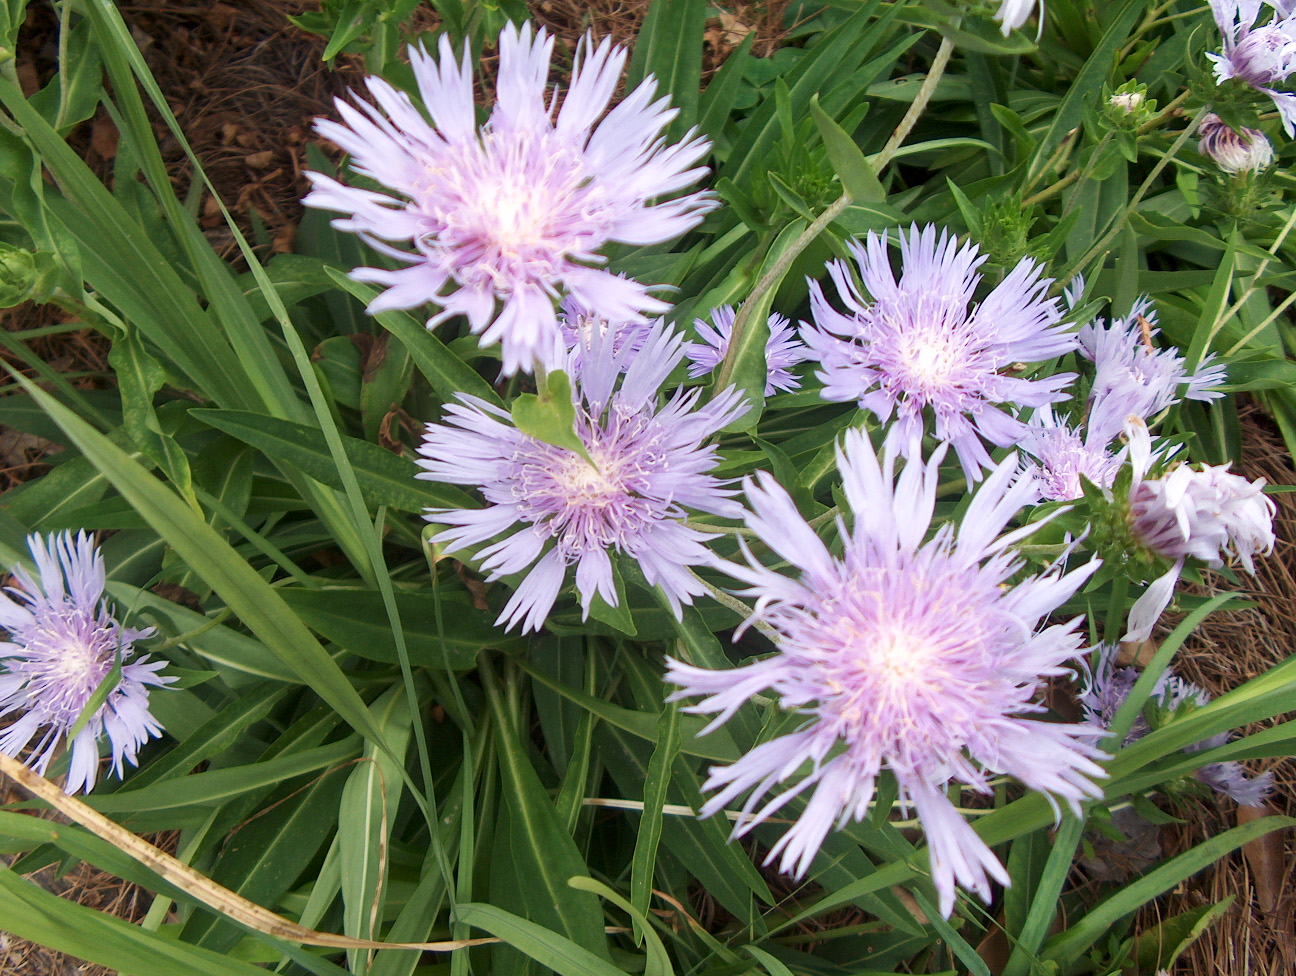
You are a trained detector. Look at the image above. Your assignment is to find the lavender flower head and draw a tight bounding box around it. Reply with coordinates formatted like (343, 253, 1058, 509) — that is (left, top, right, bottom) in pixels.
(1208, 0, 1296, 134)
(802, 225, 1078, 484)
(1021, 406, 1124, 501)
(1199, 112, 1276, 173)
(417, 324, 747, 633)
(1080, 297, 1227, 444)
(558, 293, 651, 369)
(666, 431, 1106, 917)
(304, 24, 715, 375)
(684, 305, 810, 395)
(1122, 421, 1276, 641)
(1081, 644, 1272, 806)
(0, 533, 171, 795)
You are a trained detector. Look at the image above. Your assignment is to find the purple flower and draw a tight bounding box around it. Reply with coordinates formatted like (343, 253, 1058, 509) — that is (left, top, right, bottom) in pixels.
(802, 225, 1078, 484)
(1208, 0, 1296, 134)
(666, 432, 1106, 917)
(416, 324, 747, 632)
(1080, 644, 1273, 806)
(684, 306, 810, 395)
(304, 25, 715, 375)
(558, 293, 651, 370)
(0, 533, 171, 795)
(1199, 112, 1276, 172)
(1020, 406, 1123, 501)
(1080, 298, 1227, 443)
(1123, 421, 1276, 641)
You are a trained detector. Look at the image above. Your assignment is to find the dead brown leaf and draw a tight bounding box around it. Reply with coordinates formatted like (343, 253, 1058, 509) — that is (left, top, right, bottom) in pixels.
(90, 113, 119, 161)
(1238, 803, 1288, 913)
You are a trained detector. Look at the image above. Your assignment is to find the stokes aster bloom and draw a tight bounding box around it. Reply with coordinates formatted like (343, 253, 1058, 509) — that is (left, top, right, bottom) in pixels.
(305, 24, 715, 375)
(417, 324, 747, 632)
(1081, 644, 1273, 806)
(684, 305, 810, 395)
(1122, 422, 1276, 641)
(666, 431, 1106, 916)
(1208, 0, 1296, 134)
(1081, 298, 1226, 442)
(1021, 406, 1123, 502)
(802, 225, 1078, 484)
(0, 533, 171, 795)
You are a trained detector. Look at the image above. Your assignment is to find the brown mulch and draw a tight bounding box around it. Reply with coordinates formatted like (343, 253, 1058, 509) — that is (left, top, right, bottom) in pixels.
(1147, 406, 1296, 976)
(1, 3, 1294, 976)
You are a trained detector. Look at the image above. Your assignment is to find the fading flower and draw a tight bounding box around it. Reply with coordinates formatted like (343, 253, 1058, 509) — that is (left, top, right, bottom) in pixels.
(1208, 0, 1296, 134)
(1080, 298, 1226, 444)
(1199, 112, 1276, 172)
(1081, 644, 1273, 805)
(666, 431, 1105, 917)
(417, 324, 747, 632)
(684, 305, 809, 395)
(995, 0, 1040, 35)
(0, 533, 171, 795)
(305, 24, 715, 375)
(1123, 421, 1275, 641)
(802, 225, 1077, 484)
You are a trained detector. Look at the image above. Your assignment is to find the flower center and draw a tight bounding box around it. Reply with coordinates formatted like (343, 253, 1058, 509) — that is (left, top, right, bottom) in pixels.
(424, 128, 615, 290)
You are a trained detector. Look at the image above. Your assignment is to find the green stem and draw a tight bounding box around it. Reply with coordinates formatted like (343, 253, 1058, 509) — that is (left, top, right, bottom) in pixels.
(713, 34, 957, 391)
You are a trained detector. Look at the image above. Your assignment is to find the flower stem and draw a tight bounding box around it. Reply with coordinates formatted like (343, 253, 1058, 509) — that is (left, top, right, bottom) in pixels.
(714, 34, 957, 392)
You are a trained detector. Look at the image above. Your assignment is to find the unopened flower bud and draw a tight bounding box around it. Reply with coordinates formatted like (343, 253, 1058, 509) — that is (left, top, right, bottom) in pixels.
(1199, 113, 1275, 174)
(1109, 91, 1143, 114)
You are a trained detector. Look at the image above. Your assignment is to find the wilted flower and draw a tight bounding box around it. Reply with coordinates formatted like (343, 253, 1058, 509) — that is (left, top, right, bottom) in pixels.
(417, 324, 747, 633)
(666, 432, 1106, 917)
(1208, 0, 1296, 134)
(0, 533, 171, 795)
(1198, 112, 1276, 172)
(684, 305, 810, 395)
(1080, 298, 1226, 443)
(1081, 644, 1273, 805)
(305, 24, 715, 375)
(1021, 406, 1124, 501)
(995, 0, 1040, 35)
(802, 225, 1078, 484)
(1123, 422, 1275, 641)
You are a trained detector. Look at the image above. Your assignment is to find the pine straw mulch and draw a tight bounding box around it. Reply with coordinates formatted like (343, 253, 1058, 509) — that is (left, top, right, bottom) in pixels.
(0, 3, 1294, 975)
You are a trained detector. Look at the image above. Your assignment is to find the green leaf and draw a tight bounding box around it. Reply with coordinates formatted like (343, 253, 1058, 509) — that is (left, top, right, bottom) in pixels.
(630, 703, 681, 934)
(488, 682, 608, 958)
(624, 0, 706, 140)
(340, 687, 414, 970)
(192, 409, 474, 513)
(185, 766, 351, 952)
(1133, 897, 1234, 973)
(88, 740, 357, 812)
(0, 866, 273, 976)
(454, 904, 627, 976)
(277, 586, 490, 670)
(512, 369, 593, 462)
(519, 661, 738, 762)
(570, 877, 674, 976)
(809, 94, 885, 203)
